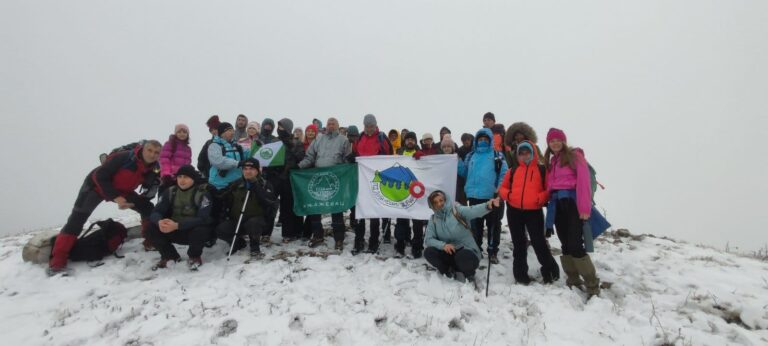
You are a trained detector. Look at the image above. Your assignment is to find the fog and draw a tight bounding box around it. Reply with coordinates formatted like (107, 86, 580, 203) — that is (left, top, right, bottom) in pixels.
(1, 1, 766, 251)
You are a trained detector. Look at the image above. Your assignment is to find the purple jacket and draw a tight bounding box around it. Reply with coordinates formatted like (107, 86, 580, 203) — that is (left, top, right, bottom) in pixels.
(546, 150, 591, 215)
(160, 136, 192, 178)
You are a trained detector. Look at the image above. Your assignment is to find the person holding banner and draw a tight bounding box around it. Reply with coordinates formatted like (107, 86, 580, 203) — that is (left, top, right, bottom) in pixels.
(298, 118, 352, 251)
(351, 114, 393, 255)
(458, 128, 508, 264)
(393, 131, 427, 258)
(424, 190, 500, 282)
(256, 117, 280, 244)
(269, 118, 306, 243)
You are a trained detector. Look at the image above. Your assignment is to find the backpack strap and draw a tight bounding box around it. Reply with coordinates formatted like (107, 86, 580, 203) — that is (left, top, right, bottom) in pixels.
(538, 164, 547, 190)
(452, 205, 471, 231)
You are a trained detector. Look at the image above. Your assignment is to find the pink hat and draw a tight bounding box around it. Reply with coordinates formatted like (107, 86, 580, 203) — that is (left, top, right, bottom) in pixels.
(247, 121, 260, 131)
(175, 123, 190, 133)
(546, 128, 567, 143)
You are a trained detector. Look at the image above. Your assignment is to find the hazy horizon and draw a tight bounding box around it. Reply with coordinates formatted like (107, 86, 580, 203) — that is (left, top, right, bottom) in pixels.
(1, 0, 766, 252)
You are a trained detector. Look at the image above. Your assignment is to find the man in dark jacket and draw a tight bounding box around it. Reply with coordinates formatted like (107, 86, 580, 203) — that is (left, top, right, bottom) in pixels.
(48, 141, 162, 276)
(394, 132, 427, 258)
(197, 115, 220, 179)
(262, 118, 305, 243)
(217, 158, 277, 259)
(147, 165, 213, 271)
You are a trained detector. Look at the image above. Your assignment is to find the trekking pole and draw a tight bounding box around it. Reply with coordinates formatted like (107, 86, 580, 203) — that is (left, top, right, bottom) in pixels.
(227, 190, 251, 260)
(486, 243, 491, 297)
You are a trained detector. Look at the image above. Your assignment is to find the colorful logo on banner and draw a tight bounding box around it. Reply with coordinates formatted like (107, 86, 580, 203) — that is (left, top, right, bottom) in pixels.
(371, 163, 426, 209)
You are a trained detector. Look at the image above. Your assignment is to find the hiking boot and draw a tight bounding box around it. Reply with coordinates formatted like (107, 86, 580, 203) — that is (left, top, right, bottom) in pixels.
(560, 255, 584, 289)
(282, 237, 297, 244)
(204, 238, 217, 248)
(308, 238, 325, 248)
(515, 275, 532, 285)
(394, 241, 406, 257)
(249, 249, 265, 260)
(230, 237, 247, 254)
(573, 255, 600, 298)
(188, 257, 203, 271)
(46, 266, 72, 277)
(411, 247, 423, 259)
(334, 240, 344, 251)
(152, 257, 180, 271)
(260, 236, 271, 246)
(541, 264, 561, 284)
(142, 239, 156, 252)
(351, 247, 364, 256)
(489, 254, 499, 265)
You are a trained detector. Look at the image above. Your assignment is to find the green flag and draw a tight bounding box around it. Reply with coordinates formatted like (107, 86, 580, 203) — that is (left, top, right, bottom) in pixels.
(251, 141, 285, 167)
(290, 164, 358, 216)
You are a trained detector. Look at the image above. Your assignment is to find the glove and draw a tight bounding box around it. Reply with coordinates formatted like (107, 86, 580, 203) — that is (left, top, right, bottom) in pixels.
(545, 228, 554, 238)
(413, 151, 424, 160)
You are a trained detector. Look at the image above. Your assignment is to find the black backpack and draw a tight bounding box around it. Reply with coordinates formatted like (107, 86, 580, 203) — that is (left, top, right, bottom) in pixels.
(68, 219, 128, 262)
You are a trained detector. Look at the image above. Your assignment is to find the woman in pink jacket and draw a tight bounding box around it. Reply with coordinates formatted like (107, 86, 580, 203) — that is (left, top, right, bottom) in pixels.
(159, 124, 193, 189)
(544, 128, 600, 298)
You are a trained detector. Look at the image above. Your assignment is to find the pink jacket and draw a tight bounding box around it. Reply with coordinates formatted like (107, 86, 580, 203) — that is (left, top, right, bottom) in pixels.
(159, 136, 192, 178)
(546, 150, 591, 215)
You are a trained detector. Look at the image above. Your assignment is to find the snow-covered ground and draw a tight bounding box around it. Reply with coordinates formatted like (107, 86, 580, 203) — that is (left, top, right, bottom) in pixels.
(0, 217, 766, 346)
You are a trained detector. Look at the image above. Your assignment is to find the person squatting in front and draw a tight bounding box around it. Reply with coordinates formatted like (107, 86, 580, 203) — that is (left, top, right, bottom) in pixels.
(424, 190, 500, 282)
(48, 140, 162, 276)
(147, 165, 214, 271)
(216, 158, 277, 260)
(498, 141, 560, 285)
(544, 128, 601, 298)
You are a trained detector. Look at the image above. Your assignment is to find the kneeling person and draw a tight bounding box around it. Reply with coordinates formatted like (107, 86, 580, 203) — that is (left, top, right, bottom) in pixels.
(148, 165, 213, 271)
(217, 158, 277, 259)
(424, 190, 499, 282)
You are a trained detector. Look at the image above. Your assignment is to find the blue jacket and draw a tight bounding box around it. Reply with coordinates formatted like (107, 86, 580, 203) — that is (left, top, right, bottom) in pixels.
(207, 136, 244, 190)
(458, 128, 508, 199)
(425, 196, 492, 259)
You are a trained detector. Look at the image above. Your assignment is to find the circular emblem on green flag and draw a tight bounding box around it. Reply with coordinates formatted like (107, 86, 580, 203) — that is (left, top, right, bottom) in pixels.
(308, 172, 341, 201)
(260, 148, 274, 160)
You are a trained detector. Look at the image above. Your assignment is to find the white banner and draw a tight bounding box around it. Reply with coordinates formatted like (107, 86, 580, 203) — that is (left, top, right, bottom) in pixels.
(355, 154, 457, 219)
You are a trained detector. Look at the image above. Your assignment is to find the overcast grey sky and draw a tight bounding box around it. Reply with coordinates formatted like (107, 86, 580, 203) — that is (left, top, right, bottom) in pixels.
(1, 0, 766, 251)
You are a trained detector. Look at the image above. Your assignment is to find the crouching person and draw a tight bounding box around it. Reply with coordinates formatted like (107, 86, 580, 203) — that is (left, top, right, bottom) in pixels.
(48, 140, 162, 276)
(424, 190, 500, 282)
(217, 158, 277, 260)
(148, 165, 213, 271)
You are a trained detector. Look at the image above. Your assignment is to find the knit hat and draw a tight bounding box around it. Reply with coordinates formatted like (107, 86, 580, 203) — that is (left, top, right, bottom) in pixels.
(546, 128, 567, 143)
(175, 165, 199, 181)
(422, 133, 434, 141)
(483, 112, 495, 122)
(218, 122, 234, 136)
(516, 142, 533, 154)
(363, 114, 377, 127)
(347, 125, 360, 136)
(206, 115, 221, 130)
(247, 121, 260, 131)
(242, 158, 260, 170)
(491, 124, 505, 135)
(460, 133, 474, 143)
(174, 123, 189, 133)
(404, 131, 417, 142)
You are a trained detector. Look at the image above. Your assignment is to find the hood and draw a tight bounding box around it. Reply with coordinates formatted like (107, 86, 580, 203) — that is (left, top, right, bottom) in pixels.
(515, 140, 539, 166)
(427, 190, 453, 215)
(505, 122, 538, 147)
(305, 124, 319, 144)
(278, 118, 294, 134)
(261, 118, 275, 136)
(473, 128, 494, 150)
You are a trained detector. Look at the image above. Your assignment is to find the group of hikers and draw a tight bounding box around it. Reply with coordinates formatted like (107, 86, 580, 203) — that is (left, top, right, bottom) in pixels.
(47, 112, 603, 298)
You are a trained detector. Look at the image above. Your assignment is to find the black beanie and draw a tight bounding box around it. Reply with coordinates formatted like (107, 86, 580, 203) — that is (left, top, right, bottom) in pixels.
(404, 132, 417, 142)
(483, 112, 495, 122)
(176, 165, 200, 181)
(218, 122, 234, 136)
(243, 158, 260, 170)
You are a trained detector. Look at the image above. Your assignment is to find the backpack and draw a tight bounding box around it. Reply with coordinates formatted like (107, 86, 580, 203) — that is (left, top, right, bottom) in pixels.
(574, 148, 604, 203)
(464, 150, 505, 182)
(69, 219, 128, 262)
(356, 132, 392, 155)
(100, 140, 147, 164)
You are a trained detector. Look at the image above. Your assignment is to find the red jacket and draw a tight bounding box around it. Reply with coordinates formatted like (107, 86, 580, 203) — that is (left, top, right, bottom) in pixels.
(91, 146, 160, 201)
(498, 141, 549, 210)
(355, 128, 392, 157)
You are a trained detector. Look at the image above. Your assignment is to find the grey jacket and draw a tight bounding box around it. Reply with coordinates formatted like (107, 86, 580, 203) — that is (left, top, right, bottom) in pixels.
(425, 198, 491, 259)
(298, 131, 352, 168)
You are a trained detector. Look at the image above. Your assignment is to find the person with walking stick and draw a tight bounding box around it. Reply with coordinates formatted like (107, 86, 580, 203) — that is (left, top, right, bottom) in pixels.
(216, 158, 277, 260)
(424, 190, 500, 287)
